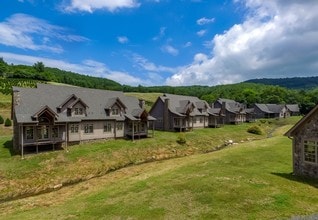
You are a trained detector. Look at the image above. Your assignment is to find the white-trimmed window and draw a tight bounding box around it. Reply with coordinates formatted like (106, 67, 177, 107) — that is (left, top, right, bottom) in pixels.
(104, 122, 112, 133)
(70, 124, 79, 133)
(112, 108, 119, 115)
(303, 140, 318, 163)
(84, 124, 93, 134)
(75, 108, 84, 115)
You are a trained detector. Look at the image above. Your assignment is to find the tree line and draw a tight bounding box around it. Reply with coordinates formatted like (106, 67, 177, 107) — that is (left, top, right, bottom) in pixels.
(1, 58, 318, 114)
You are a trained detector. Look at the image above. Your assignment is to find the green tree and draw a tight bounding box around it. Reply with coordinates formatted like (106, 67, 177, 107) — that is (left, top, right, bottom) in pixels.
(4, 118, 12, 127)
(0, 115, 4, 124)
(33, 61, 45, 73)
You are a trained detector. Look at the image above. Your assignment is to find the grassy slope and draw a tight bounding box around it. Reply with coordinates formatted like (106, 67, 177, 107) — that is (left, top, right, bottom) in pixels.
(1, 132, 318, 219)
(125, 92, 162, 111)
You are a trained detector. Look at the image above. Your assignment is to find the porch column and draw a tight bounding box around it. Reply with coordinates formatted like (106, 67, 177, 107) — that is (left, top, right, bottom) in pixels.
(152, 121, 155, 137)
(21, 125, 24, 159)
(65, 123, 68, 152)
(132, 121, 134, 141)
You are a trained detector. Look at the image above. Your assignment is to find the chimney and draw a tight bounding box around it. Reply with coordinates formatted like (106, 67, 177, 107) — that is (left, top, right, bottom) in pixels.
(221, 102, 226, 114)
(139, 99, 145, 109)
(163, 98, 170, 131)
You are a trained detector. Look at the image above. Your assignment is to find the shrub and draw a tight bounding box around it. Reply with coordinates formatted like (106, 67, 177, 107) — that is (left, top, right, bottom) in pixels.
(0, 115, 3, 124)
(247, 125, 263, 135)
(4, 118, 12, 127)
(176, 133, 187, 145)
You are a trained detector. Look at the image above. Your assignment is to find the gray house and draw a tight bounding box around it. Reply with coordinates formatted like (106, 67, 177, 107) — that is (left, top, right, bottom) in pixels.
(254, 104, 294, 119)
(12, 84, 155, 156)
(212, 98, 246, 124)
(285, 105, 318, 178)
(149, 94, 223, 131)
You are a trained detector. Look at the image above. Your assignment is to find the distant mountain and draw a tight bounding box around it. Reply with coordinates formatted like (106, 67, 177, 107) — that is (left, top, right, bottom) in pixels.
(245, 76, 318, 90)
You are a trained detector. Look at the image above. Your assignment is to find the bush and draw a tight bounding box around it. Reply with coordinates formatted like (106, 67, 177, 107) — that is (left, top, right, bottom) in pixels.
(0, 115, 3, 124)
(176, 133, 187, 145)
(4, 118, 12, 127)
(247, 125, 263, 135)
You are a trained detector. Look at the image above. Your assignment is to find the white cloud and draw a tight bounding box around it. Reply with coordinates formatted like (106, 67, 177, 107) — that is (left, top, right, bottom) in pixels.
(152, 27, 166, 41)
(132, 53, 176, 73)
(197, 29, 207, 37)
(0, 13, 88, 53)
(161, 45, 179, 56)
(197, 17, 215, 25)
(63, 0, 140, 13)
(166, 0, 318, 86)
(184, 42, 192, 48)
(117, 36, 129, 44)
(0, 52, 146, 86)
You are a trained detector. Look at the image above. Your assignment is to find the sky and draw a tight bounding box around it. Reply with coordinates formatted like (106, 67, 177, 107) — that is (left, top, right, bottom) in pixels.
(1, 0, 318, 86)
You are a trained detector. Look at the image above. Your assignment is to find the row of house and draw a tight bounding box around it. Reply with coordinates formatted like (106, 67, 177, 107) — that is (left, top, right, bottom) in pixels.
(149, 95, 300, 131)
(11, 84, 300, 156)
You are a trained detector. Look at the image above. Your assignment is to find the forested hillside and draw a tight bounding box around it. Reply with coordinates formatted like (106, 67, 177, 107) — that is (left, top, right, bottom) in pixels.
(1, 58, 318, 114)
(0, 58, 122, 93)
(245, 76, 318, 90)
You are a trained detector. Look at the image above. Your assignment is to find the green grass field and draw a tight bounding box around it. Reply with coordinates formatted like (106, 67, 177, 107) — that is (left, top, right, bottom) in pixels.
(1, 133, 318, 219)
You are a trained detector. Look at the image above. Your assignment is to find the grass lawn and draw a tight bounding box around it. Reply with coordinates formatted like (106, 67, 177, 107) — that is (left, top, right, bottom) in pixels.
(1, 134, 318, 219)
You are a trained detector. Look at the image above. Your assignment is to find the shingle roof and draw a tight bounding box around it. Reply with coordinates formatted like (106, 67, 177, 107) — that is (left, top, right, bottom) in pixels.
(216, 98, 246, 114)
(254, 103, 284, 114)
(286, 104, 300, 113)
(160, 93, 210, 117)
(13, 83, 149, 123)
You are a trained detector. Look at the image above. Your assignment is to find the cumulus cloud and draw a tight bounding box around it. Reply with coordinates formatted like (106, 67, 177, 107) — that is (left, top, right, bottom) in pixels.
(117, 36, 129, 44)
(0, 13, 88, 53)
(166, 0, 318, 86)
(197, 17, 215, 25)
(63, 0, 140, 13)
(0, 52, 146, 86)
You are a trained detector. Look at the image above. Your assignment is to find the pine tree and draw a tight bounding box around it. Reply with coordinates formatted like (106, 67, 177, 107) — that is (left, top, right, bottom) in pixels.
(0, 115, 4, 124)
(4, 118, 12, 127)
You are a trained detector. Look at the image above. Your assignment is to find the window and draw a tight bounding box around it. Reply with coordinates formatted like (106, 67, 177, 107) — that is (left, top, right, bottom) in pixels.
(104, 122, 112, 133)
(52, 126, 59, 138)
(304, 141, 317, 163)
(84, 124, 93, 134)
(117, 122, 123, 130)
(75, 108, 83, 115)
(37, 126, 49, 140)
(193, 117, 197, 124)
(112, 108, 119, 115)
(25, 127, 34, 140)
(174, 118, 180, 126)
(199, 117, 203, 123)
(70, 124, 79, 133)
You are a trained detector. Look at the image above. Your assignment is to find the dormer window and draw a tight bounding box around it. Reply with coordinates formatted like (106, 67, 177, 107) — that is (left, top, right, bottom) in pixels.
(75, 108, 84, 115)
(112, 108, 119, 115)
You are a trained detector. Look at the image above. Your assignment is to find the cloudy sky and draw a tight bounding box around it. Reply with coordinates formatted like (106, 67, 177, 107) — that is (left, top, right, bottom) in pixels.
(1, 0, 318, 86)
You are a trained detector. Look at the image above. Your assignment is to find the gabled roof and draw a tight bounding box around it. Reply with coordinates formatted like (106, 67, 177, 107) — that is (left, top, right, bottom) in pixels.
(105, 97, 127, 110)
(254, 103, 285, 114)
(215, 98, 246, 114)
(160, 93, 210, 117)
(13, 83, 151, 123)
(32, 105, 58, 120)
(286, 104, 300, 113)
(285, 104, 318, 137)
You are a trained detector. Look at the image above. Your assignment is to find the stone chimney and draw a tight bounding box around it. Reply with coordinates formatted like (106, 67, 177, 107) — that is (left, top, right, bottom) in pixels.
(139, 99, 145, 109)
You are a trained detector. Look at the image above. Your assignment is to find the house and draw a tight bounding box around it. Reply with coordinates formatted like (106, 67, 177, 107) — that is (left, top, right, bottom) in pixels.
(212, 98, 246, 124)
(286, 104, 300, 116)
(149, 93, 222, 131)
(254, 103, 290, 118)
(285, 105, 318, 178)
(207, 108, 225, 128)
(11, 84, 155, 156)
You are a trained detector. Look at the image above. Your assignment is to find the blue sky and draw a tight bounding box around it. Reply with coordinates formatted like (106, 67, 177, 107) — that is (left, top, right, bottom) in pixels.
(1, 0, 318, 86)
